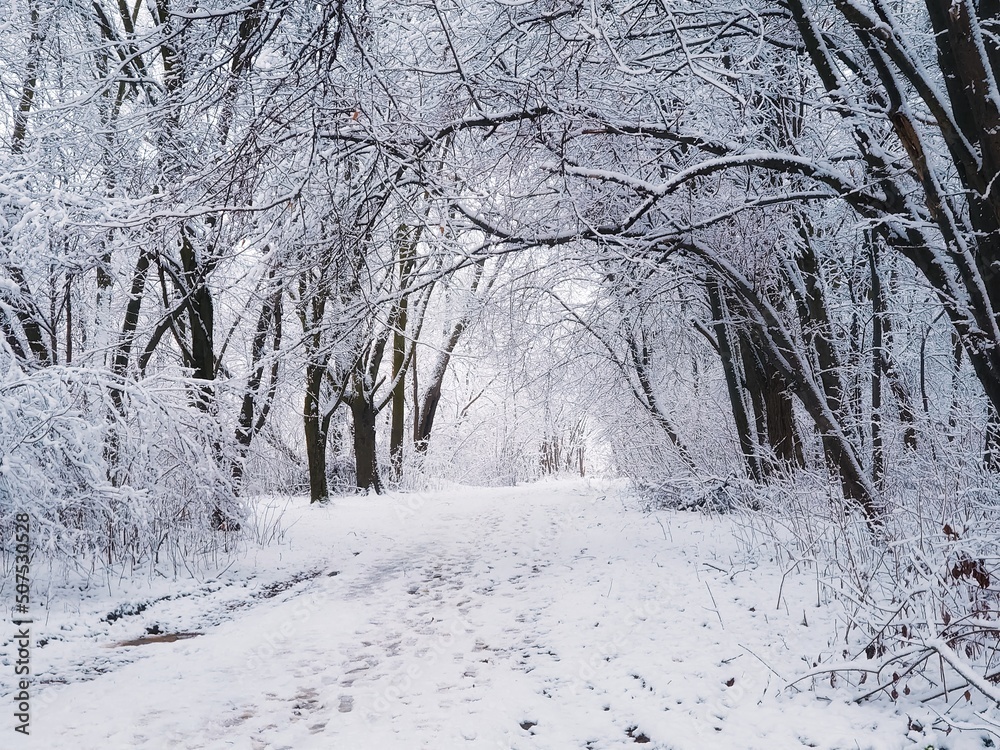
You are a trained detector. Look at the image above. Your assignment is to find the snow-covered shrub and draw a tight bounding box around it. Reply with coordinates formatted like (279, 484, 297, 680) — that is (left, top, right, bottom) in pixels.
(635, 475, 762, 513)
(737, 457, 1000, 737)
(0, 356, 243, 573)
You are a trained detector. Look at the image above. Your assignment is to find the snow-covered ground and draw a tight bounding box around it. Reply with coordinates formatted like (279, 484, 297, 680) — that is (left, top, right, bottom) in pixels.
(1, 480, 985, 749)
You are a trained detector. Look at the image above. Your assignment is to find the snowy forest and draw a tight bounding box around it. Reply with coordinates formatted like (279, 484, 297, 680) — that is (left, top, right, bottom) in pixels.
(5, 0, 1000, 747)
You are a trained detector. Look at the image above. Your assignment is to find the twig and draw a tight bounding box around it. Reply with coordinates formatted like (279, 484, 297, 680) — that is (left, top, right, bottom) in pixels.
(740, 643, 786, 683)
(776, 557, 814, 611)
(705, 581, 724, 629)
(655, 515, 670, 541)
(927, 637, 1000, 705)
(787, 663, 880, 688)
(852, 648, 934, 703)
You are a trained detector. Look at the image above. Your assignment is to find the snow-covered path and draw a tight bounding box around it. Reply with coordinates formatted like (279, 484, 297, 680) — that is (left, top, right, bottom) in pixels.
(13, 482, 926, 748)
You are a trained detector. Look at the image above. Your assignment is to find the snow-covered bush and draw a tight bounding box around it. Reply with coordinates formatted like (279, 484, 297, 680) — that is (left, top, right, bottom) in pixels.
(635, 475, 762, 514)
(737, 456, 1000, 736)
(0, 356, 242, 574)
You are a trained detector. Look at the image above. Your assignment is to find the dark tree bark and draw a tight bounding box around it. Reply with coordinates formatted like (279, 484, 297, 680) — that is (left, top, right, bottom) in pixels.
(986, 408, 1000, 471)
(793, 222, 850, 434)
(763, 363, 806, 470)
(739, 334, 771, 469)
(0, 265, 52, 368)
(10, 0, 45, 156)
(63, 275, 72, 365)
(0, 10, 53, 370)
(686, 242, 880, 525)
(297, 273, 331, 503)
(414, 259, 489, 452)
(738, 331, 805, 476)
(349, 393, 382, 494)
(415, 320, 463, 452)
(389, 230, 416, 479)
(110, 251, 153, 385)
(870, 239, 885, 488)
(949, 330, 964, 441)
(179, 230, 217, 410)
(303, 361, 329, 503)
(707, 280, 762, 483)
(790, 0, 1000, 469)
(232, 284, 282, 488)
(784, 220, 876, 492)
(389, 293, 408, 478)
(625, 326, 697, 472)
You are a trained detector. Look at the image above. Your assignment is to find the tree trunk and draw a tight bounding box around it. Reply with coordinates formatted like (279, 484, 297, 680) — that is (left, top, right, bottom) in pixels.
(739, 334, 771, 470)
(872, 244, 918, 452)
(870, 240, 885, 489)
(11, 0, 45, 156)
(763, 362, 806, 470)
(180, 230, 216, 411)
(685, 240, 880, 526)
(389, 307, 407, 479)
(0, 0, 52, 368)
(790, 222, 873, 487)
(304, 362, 329, 503)
(949, 330, 963, 441)
(626, 328, 697, 472)
(986, 407, 1000, 472)
(63, 275, 72, 364)
(708, 280, 762, 482)
(415, 320, 464, 452)
(739, 332, 804, 475)
(794, 224, 850, 430)
(0, 265, 53, 368)
(351, 394, 382, 493)
(413, 258, 489, 453)
(233, 286, 282, 488)
(389, 234, 413, 479)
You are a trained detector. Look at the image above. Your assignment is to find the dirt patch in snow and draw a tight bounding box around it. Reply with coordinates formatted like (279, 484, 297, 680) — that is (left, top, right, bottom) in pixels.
(113, 631, 203, 647)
